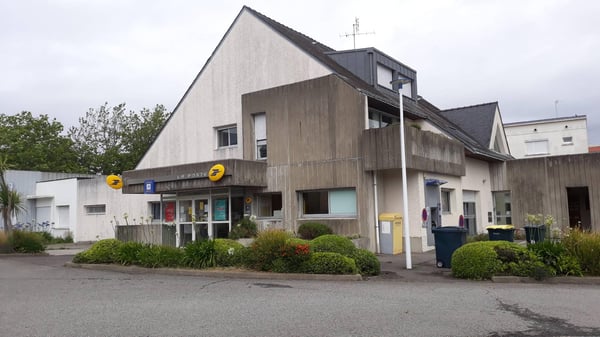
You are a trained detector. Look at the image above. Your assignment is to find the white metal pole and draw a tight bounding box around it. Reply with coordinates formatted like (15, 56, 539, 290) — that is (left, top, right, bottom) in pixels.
(399, 88, 413, 269)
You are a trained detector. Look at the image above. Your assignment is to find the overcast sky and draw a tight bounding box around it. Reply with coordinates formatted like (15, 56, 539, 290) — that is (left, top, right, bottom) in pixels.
(1, 0, 599, 144)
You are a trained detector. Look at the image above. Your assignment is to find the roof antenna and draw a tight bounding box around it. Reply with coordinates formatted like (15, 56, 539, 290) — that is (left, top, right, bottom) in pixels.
(340, 17, 375, 49)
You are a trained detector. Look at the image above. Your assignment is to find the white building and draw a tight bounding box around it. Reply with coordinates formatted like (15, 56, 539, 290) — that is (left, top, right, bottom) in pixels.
(504, 115, 588, 158)
(2, 170, 159, 242)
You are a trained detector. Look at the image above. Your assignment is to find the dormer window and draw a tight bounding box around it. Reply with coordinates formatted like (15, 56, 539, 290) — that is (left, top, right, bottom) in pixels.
(376, 64, 393, 90)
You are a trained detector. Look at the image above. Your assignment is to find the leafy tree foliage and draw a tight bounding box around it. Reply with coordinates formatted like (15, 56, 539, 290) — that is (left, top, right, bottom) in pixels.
(0, 112, 82, 172)
(68, 103, 170, 175)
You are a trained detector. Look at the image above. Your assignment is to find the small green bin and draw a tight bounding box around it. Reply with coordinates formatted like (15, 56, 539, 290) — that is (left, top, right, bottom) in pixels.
(524, 225, 546, 244)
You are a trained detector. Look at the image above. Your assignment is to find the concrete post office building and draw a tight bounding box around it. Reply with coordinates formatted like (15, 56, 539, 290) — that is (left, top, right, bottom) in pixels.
(122, 6, 514, 252)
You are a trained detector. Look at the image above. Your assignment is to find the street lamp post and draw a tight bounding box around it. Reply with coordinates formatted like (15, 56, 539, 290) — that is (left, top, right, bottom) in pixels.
(391, 78, 412, 269)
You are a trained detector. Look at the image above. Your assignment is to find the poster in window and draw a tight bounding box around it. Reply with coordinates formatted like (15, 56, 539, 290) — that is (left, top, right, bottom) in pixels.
(213, 199, 227, 221)
(164, 202, 175, 222)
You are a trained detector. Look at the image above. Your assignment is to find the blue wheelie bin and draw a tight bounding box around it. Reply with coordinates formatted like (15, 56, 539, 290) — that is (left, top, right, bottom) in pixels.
(432, 226, 468, 268)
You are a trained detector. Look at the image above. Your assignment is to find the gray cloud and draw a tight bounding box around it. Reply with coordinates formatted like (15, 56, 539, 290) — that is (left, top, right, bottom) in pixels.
(1, 0, 599, 144)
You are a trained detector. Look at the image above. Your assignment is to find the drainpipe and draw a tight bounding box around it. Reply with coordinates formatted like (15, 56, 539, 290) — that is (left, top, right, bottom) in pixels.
(373, 171, 381, 253)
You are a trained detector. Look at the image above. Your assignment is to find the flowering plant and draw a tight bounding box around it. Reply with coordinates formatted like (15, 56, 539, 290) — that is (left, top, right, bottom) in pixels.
(229, 216, 258, 239)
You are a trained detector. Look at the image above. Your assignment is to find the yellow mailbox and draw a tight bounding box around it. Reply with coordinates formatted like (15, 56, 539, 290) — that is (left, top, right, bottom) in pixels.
(379, 213, 403, 255)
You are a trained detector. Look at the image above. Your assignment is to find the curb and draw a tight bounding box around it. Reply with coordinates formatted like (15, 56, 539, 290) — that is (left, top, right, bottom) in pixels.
(64, 262, 364, 282)
(492, 275, 600, 285)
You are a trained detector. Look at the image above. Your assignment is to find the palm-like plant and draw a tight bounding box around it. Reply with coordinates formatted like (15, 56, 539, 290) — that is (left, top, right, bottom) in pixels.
(0, 157, 25, 234)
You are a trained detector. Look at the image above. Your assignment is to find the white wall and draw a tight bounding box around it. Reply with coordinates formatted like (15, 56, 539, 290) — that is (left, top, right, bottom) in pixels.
(35, 178, 79, 237)
(462, 158, 494, 233)
(136, 9, 331, 169)
(505, 118, 588, 158)
(76, 178, 159, 242)
(379, 169, 431, 252)
(35, 177, 160, 242)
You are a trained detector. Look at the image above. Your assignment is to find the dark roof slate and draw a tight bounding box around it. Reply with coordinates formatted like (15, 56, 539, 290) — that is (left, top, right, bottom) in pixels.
(439, 102, 498, 149)
(245, 6, 509, 162)
(247, 6, 510, 162)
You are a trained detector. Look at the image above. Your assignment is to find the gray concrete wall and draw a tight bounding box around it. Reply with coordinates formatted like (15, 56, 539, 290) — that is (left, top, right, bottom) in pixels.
(242, 75, 373, 243)
(507, 153, 600, 231)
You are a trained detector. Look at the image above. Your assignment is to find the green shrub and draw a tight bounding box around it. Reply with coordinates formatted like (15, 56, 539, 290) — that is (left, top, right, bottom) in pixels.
(303, 252, 358, 275)
(137, 244, 184, 268)
(351, 249, 380, 276)
(9, 230, 46, 253)
(0, 231, 12, 253)
(452, 241, 555, 280)
(297, 222, 332, 240)
(229, 216, 258, 239)
(310, 234, 356, 257)
(488, 241, 552, 279)
(270, 239, 311, 273)
(528, 241, 582, 276)
(562, 229, 600, 275)
(467, 233, 489, 243)
(37, 231, 54, 244)
(183, 239, 217, 269)
(76, 239, 121, 264)
(116, 241, 145, 265)
(452, 242, 501, 280)
(214, 239, 245, 267)
(248, 229, 293, 271)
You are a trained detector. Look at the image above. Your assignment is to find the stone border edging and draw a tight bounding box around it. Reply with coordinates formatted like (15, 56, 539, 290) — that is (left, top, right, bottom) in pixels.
(492, 275, 600, 285)
(64, 262, 363, 281)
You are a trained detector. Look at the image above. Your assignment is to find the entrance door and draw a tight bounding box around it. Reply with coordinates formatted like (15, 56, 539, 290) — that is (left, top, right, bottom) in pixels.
(493, 192, 512, 225)
(463, 202, 477, 236)
(567, 187, 591, 230)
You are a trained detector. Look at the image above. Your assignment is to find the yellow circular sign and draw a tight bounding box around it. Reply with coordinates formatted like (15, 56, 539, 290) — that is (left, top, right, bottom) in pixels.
(245, 197, 253, 204)
(106, 174, 123, 189)
(208, 164, 225, 182)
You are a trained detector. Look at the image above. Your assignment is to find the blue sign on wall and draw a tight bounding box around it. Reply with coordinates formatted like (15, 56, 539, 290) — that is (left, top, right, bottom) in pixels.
(143, 180, 156, 194)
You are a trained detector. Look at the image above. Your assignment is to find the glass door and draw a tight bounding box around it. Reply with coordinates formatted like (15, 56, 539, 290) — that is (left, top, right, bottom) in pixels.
(212, 196, 229, 238)
(195, 199, 209, 239)
(178, 200, 193, 246)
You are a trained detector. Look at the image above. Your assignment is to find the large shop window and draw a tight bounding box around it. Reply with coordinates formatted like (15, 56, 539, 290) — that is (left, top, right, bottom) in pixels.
(217, 126, 238, 147)
(301, 189, 357, 217)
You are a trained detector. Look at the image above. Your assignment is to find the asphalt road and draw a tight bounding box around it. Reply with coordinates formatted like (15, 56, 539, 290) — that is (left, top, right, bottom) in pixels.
(1, 255, 600, 337)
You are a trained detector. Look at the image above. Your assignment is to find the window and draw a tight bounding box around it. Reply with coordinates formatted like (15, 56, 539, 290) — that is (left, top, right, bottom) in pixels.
(149, 202, 161, 221)
(562, 136, 573, 145)
(217, 126, 237, 147)
(525, 139, 549, 155)
(254, 113, 267, 160)
(257, 139, 267, 159)
(85, 204, 106, 215)
(376, 64, 393, 90)
(441, 190, 452, 213)
(493, 192, 512, 225)
(301, 189, 356, 217)
(256, 193, 282, 217)
(368, 108, 399, 129)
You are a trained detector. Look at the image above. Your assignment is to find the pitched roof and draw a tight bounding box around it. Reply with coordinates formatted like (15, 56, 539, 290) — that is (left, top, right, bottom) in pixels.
(244, 6, 427, 119)
(244, 6, 509, 161)
(439, 102, 498, 149)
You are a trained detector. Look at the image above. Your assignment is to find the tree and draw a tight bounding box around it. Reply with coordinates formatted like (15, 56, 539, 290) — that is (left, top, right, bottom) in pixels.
(0, 157, 25, 234)
(0, 112, 82, 172)
(68, 103, 170, 175)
